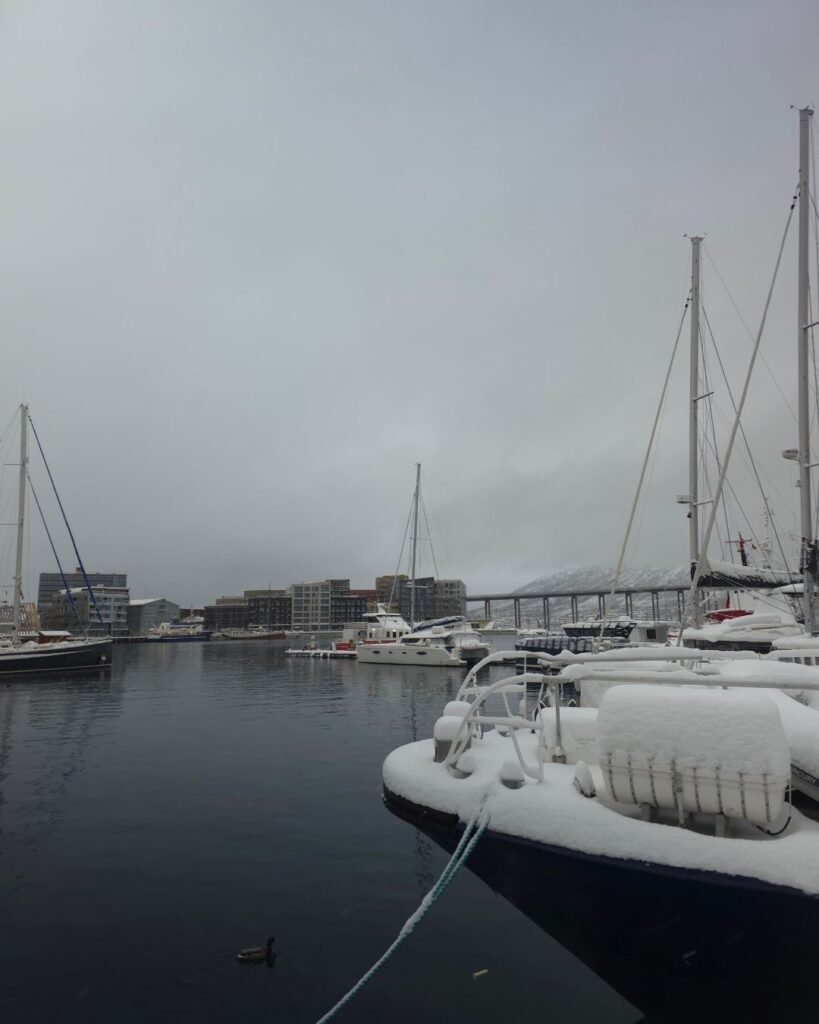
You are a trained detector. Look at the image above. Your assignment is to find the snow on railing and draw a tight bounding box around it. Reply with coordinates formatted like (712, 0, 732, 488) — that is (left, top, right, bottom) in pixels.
(443, 673, 553, 782)
(443, 646, 819, 790)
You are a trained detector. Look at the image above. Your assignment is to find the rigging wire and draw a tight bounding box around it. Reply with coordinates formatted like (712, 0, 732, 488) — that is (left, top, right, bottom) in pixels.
(600, 291, 690, 643)
(698, 427, 768, 557)
(706, 395, 794, 540)
(700, 302, 795, 575)
(421, 478, 456, 582)
(388, 489, 416, 611)
(27, 415, 104, 627)
(702, 244, 797, 425)
(419, 493, 441, 581)
(679, 184, 799, 636)
(697, 323, 730, 560)
(27, 474, 85, 635)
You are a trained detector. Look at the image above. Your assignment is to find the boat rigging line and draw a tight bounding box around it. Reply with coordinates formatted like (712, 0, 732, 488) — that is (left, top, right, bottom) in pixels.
(313, 798, 491, 1024)
(418, 490, 440, 581)
(699, 300, 794, 575)
(26, 474, 86, 636)
(387, 484, 417, 613)
(598, 289, 691, 644)
(27, 415, 104, 628)
(697, 313, 733, 560)
(703, 243, 797, 425)
(678, 182, 799, 638)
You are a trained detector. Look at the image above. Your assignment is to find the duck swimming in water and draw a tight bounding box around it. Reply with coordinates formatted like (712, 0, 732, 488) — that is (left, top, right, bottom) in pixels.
(236, 936, 275, 964)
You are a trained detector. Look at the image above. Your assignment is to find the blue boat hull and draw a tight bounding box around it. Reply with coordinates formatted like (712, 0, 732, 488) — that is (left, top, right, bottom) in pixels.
(384, 786, 819, 1023)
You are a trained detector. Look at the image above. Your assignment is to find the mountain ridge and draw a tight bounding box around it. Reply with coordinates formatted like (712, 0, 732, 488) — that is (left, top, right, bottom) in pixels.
(484, 564, 690, 626)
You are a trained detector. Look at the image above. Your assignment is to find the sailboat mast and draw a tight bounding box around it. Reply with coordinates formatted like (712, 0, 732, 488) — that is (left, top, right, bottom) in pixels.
(409, 462, 421, 628)
(12, 404, 28, 637)
(798, 106, 816, 634)
(688, 236, 703, 626)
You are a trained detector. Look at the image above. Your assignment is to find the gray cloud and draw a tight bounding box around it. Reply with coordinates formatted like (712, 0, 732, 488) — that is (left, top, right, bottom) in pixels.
(0, 0, 815, 603)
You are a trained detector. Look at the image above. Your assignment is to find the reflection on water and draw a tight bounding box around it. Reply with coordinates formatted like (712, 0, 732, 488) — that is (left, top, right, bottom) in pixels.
(0, 642, 638, 1023)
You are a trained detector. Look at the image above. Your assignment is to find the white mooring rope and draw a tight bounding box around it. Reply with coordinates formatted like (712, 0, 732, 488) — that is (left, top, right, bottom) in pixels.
(314, 799, 491, 1024)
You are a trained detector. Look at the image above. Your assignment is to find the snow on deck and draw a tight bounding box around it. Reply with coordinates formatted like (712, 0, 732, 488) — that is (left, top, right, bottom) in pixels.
(383, 728, 819, 896)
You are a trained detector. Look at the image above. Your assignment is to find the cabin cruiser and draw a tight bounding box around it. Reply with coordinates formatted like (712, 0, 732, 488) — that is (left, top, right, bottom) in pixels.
(383, 645, 819, 1021)
(356, 613, 490, 667)
(148, 616, 211, 641)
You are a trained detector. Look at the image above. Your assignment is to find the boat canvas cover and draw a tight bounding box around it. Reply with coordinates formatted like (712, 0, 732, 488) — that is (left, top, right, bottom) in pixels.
(694, 556, 799, 590)
(596, 684, 790, 825)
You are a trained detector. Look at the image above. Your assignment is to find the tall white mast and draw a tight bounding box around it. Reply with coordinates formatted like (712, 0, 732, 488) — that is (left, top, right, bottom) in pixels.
(688, 236, 703, 625)
(12, 404, 28, 639)
(409, 462, 421, 627)
(798, 107, 816, 634)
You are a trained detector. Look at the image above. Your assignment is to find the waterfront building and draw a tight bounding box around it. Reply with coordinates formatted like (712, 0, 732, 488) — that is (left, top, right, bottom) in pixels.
(375, 574, 435, 621)
(290, 579, 350, 631)
(375, 574, 466, 620)
(0, 602, 39, 634)
(204, 599, 248, 632)
(41, 585, 130, 636)
(38, 570, 127, 610)
(127, 598, 181, 636)
(332, 589, 377, 625)
(433, 579, 467, 617)
(244, 589, 292, 629)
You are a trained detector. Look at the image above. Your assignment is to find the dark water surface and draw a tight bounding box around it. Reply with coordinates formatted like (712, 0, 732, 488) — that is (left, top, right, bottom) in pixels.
(0, 643, 638, 1023)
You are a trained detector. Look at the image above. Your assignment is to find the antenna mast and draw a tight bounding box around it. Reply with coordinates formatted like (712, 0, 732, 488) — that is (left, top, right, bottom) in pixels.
(798, 107, 816, 634)
(12, 405, 28, 640)
(409, 463, 421, 627)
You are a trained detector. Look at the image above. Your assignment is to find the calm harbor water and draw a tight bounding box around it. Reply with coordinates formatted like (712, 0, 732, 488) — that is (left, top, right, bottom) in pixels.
(0, 642, 639, 1023)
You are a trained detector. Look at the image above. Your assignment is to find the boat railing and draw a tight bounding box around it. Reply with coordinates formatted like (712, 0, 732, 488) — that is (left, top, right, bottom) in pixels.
(765, 647, 819, 667)
(443, 671, 553, 782)
(443, 651, 819, 790)
(456, 645, 761, 701)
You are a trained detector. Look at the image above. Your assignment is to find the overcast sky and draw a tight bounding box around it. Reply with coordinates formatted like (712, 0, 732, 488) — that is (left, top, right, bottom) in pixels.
(0, 0, 816, 604)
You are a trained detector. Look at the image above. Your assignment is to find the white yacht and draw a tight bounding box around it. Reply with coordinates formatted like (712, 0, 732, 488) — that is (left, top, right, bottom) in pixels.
(356, 463, 482, 668)
(356, 614, 489, 667)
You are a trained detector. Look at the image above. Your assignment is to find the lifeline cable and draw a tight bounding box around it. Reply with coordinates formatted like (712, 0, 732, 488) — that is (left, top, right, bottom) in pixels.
(314, 799, 490, 1024)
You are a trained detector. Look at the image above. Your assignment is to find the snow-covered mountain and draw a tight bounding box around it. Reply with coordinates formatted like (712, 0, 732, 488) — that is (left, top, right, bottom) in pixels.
(483, 564, 690, 627)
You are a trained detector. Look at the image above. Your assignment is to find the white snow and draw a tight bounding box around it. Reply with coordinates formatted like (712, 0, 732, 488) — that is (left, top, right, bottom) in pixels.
(596, 684, 790, 825)
(383, 732, 819, 894)
(596, 684, 790, 778)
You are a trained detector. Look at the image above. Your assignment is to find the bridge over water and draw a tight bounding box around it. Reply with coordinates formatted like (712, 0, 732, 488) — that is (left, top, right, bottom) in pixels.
(466, 585, 689, 629)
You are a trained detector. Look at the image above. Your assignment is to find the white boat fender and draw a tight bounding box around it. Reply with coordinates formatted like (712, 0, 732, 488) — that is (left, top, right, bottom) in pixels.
(500, 759, 525, 789)
(572, 761, 596, 798)
(443, 700, 473, 718)
(433, 715, 470, 763)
